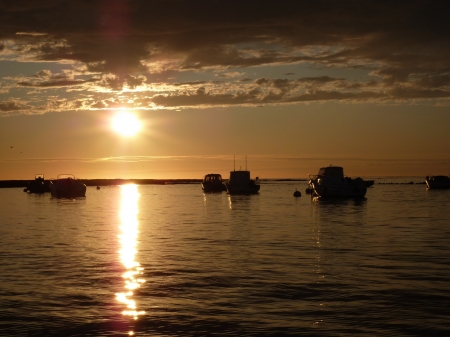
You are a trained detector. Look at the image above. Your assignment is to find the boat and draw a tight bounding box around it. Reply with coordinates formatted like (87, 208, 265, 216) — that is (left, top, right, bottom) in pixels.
(49, 174, 86, 198)
(24, 174, 51, 193)
(201, 173, 226, 192)
(363, 180, 375, 188)
(225, 170, 260, 194)
(308, 166, 367, 198)
(425, 175, 450, 189)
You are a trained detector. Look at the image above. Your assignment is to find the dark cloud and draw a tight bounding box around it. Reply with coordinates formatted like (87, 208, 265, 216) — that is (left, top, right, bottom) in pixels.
(416, 75, 450, 89)
(297, 77, 343, 84)
(1, 0, 450, 112)
(172, 81, 209, 87)
(0, 100, 32, 112)
(17, 79, 97, 88)
(2, 1, 448, 69)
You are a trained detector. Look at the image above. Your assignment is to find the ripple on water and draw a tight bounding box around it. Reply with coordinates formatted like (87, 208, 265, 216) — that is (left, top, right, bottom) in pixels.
(0, 183, 449, 336)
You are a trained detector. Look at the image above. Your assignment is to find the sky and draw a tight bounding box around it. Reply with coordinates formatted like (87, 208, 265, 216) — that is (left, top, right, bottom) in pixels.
(1, 0, 450, 180)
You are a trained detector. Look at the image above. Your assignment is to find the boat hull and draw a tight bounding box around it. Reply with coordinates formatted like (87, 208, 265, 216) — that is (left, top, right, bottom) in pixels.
(426, 176, 450, 189)
(202, 182, 227, 192)
(311, 182, 366, 198)
(50, 179, 86, 198)
(26, 180, 51, 193)
(309, 169, 367, 198)
(363, 180, 374, 188)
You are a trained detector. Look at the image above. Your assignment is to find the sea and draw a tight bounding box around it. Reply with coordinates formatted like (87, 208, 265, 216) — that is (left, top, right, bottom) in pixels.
(0, 178, 449, 337)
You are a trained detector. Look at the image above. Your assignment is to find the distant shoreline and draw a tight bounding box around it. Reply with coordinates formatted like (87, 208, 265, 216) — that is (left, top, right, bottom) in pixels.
(0, 179, 200, 188)
(0, 178, 429, 189)
(0, 178, 309, 188)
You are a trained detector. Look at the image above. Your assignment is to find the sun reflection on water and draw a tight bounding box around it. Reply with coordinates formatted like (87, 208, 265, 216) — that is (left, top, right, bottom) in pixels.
(116, 184, 145, 319)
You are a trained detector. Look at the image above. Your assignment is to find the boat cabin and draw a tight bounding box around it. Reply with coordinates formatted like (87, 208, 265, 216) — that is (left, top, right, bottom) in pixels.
(203, 174, 223, 183)
(426, 175, 449, 181)
(317, 166, 344, 178)
(229, 170, 251, 184)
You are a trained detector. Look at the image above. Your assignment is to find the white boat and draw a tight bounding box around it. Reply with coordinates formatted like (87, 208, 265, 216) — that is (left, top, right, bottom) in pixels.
(225, 170, 260, 194)
(425, 175, 450, 189)
(49, 174, 86, 198)
(201, 173, 226, 192)
(308, 166, 366, 198)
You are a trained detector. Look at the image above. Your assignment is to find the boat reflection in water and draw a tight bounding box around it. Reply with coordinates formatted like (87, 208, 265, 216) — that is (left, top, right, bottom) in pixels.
(116, 184, 145, 321)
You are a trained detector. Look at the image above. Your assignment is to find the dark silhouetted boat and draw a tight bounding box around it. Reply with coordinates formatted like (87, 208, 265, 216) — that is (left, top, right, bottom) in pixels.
(201, 173, 226, 192)
(425, 175, 450, 189)
(225, 170, 260, 194)
(24, 174, 50, 193)
(308, 165, 366, 198)
(49, 174, 86, 198)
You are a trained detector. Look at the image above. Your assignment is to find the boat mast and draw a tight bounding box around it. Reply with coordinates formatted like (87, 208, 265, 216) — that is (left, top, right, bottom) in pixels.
(234, 155, 235, 171)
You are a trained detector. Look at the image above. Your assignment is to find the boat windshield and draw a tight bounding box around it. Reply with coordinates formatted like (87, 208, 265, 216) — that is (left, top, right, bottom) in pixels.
(57, 174, 76, 180)
(318, 166, 343, 177)
(204, 174, 222, 182)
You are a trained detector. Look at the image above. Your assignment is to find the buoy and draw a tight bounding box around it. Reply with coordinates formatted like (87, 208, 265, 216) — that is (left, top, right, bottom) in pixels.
(293, 189, 301, 197)
(96, 186, 100, 190)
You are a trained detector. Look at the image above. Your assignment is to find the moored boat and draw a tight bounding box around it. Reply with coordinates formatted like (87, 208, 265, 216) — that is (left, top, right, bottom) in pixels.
(308, 166, 366, 198)
(425, 175, 450, 189)
(24, 174, 51, 193)
(225, 170, 260, 194)
(201, 173, 226, 192)
(49, 174, 86, 198)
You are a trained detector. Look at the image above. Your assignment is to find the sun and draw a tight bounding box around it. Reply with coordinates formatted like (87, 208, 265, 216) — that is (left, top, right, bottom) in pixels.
(111, 111, 142, 136)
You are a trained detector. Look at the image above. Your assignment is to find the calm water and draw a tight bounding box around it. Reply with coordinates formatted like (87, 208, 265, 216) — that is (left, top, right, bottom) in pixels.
(0, 180, 449, 336)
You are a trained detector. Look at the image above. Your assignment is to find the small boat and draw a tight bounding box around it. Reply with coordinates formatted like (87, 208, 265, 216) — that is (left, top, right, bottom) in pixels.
(24, 174, 51, 193)
(49, 174, 86, 198)
(225, 170, 260, 194)
(201, 173, 226, 192)
(308, 166, 366, 198)
(425, 175, 450, 189)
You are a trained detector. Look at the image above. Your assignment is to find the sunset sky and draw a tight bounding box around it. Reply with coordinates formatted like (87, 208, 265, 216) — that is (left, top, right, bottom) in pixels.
(1, 0, 449, 179)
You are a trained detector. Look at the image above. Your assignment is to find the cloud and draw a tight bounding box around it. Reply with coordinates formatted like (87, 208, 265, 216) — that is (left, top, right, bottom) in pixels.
(0, 100, 32, 113)
(16, 32, 48, 36)
(96, 74, 147, 90)
(1, 0, 450, 114)
(17, 79, 96, 88)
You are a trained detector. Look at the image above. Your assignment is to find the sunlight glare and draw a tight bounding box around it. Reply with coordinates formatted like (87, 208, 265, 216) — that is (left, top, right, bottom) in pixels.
(111, 111, 142, 136)
(115, 184, 146, 319)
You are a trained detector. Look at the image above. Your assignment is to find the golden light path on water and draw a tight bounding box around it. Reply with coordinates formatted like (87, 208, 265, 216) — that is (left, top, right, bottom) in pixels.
(116, 184, 145, 322)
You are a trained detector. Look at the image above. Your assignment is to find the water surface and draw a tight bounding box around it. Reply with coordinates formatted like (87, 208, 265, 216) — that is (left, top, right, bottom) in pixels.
(0, 181, 449, 336)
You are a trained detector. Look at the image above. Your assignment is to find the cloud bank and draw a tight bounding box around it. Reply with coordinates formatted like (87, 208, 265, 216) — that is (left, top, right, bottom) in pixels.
(1, 0, 449, 114)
